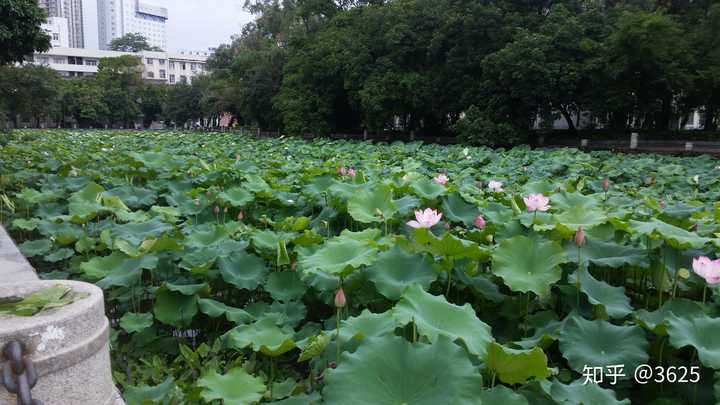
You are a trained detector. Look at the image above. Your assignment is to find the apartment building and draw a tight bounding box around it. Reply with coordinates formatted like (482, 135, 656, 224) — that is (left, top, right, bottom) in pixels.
(98, 0, 168, 50)
(38, 0, 85, 48)
(32, 47, 207, 84)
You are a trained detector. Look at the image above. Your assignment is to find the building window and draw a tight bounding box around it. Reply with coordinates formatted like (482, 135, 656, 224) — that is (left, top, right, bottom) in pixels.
(169, 74, 175, 83)
(169, 61, 175, 69)
(180, 75, 187, 83)
(53, 57, 65, 64)
(181, 62, 186, 70)
(159, 59, 165, 65)
(159, 69, 166, 79)
(146, 58, 153, 64)
(147, 71, 155, 78)
(85, 59, 98, 66)
(53, 33, 59, 40)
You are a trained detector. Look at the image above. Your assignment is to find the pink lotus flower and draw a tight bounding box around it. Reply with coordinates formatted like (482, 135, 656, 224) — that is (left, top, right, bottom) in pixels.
(693, 256, 720, 284)
(488, 180, 503, 192)
(348, 168, 356, 178)
(407, 208, 443, 229)
(575, 226, 585, 247)
(523, 193, 550, 212)
(335, 287, 347, 308)
(434, 174, 449, 185)
(338, 167, 347, 176)
(474, 215, 486, 229)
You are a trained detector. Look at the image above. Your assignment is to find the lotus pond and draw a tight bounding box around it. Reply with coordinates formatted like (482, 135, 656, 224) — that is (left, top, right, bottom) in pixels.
(2, 129, 720, 404)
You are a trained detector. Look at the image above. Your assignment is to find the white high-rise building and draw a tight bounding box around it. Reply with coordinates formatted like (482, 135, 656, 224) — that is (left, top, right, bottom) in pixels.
(38, 0, 85, 48)
(82, 0, 100, 49)
(98, 0, 168, 51)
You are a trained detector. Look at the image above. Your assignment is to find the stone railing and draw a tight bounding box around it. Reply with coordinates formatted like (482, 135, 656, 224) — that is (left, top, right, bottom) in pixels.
(0, 225, 125, 404)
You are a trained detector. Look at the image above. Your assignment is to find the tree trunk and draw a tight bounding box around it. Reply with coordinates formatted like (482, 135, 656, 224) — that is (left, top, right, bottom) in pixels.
(703, 105, 717, 131)
(559, 106, 576, 132)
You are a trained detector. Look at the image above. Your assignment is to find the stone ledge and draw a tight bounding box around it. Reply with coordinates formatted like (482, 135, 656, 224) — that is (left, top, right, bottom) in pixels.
(0, 224, 38, 283)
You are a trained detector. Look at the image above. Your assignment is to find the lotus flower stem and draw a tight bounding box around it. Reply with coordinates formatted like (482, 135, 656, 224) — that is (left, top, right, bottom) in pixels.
(702, 285, 707, 305)
(412, 317, 417, 343)
(576, 246, 581, 308)
(446, 270, 452, 297)
(336, 307, 341, 364)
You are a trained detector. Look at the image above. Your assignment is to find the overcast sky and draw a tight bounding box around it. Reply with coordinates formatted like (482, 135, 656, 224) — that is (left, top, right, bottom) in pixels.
(153, 0, 253, 52)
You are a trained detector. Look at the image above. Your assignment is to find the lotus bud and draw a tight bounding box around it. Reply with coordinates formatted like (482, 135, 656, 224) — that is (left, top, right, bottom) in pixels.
(235, 154, 241, 161)
(206, 191, 212, 198)
(237, 211, 244, 221)
(334, 287, 346, 308)
(214, 205, 220, 214)
(348, 168, 356, 178)
(474, 215, 486, 229)
(659, 199, 666, 209)
(338, 167, 347, 176)
(223, 207, 228, 213)
(574, 226, 586, 247)
(602, 178, 610, 192)
(194, 198, 200, 206)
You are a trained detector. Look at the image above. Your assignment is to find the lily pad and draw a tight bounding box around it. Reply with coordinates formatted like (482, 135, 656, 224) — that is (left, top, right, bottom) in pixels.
(485, 342, 552, 385)
(392, 284, 493, 359)
(365, 246, 437, 300)
(347, 183, 398, 223)
(667, 314, 720, 368)
(198, 367, 265, 405)
(323, 335, 484, 405)
(492, 234, 566, 298)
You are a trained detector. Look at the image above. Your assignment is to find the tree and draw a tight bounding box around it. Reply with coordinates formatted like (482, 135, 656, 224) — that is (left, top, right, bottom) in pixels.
(0, 65, 62, 127)
(138, 84, 168, 126)
(96, 56, 144, 127)
(164, 82, 203, 126)
(110, 33, 163, 52)
(61, 78, 109, 127)
(0, 0, 50, 65)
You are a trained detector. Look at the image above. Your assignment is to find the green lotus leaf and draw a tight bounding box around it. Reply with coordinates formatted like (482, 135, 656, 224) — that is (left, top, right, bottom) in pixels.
(366, 246, 437, 300)
(516, 311, 562, 349)
(19, 239, 53, 257)
(393, 195, 421, 215)
(119, 312, 154, 334)
(552, 192, 607, 232)
(323, 335, 484, 405)
(104, 186, 157, 209)
(12, 218, 39, 231)
(243, 173, 273, 194)
(298, 332, 332, 362)
(492, 234, 566, 298)
(340, 309, 396, 344)
(559, 315, 648, 373)
(667, 314, 720, 368)
(347, 183, 398, 223)
(217, 251, 269, 290)
(123, 377, 178, 405)
(80, 253, 157, 288)
(198, 367, 265, 405)
(110, 218, 174, 248)
(486, 342, 552, 385)
(218, 187, 255, 207)
(299, 239, 378, 276)
(479, 385, 529, 405)
(410, 177, 446, 200)
(43, 248, 75, 263)
(68, 182, 106, 221)
(198, 298, 254, 324)
(251, 229, 295, 252)
(246, 300, 307, 329)
(635, 298, 705, 335)
(166, 282, 210, 296)
(392, 284, 493, 359)
(265, 271, 307, 302)
(153, 287, 198, 327)
(414, 228, 488, 260)
(570, 267, 632, 318)
(267, 392, 321, 405)
(564, 239, 649, 269)
(630, 219, 712, 249)
(540, 379, 630, 405)
(225, 317, 296, 356)
(441, 192, 480, 225)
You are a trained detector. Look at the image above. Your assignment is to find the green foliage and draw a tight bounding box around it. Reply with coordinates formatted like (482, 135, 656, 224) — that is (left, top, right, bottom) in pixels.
(2, 130, 720, 403)
(0, 284, 87, 316)
(0, 0, 50, 65)
(110, 33, 163, 52)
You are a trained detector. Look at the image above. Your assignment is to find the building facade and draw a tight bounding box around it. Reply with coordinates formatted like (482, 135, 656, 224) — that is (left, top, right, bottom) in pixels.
(38, 0, 85, 48)
(42, 17, 71, 48)
(98, 0, 168, 51)
(32, 47, 207, 84)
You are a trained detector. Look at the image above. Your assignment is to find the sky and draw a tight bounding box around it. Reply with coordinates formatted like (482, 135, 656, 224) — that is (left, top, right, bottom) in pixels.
(153, 0, 254, 52)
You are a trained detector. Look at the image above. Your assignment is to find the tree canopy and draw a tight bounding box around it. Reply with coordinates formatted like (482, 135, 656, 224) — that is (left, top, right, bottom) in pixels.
(110, 33, 163, 52)
(0, 0, 51, 65)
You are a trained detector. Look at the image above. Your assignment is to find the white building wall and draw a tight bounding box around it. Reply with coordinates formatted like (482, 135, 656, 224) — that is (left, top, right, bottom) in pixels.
(32, 47, 207, 84)
(41, 17, 71, 48)
(98, 0, 168, 50)
(82, 0, 99, 49)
